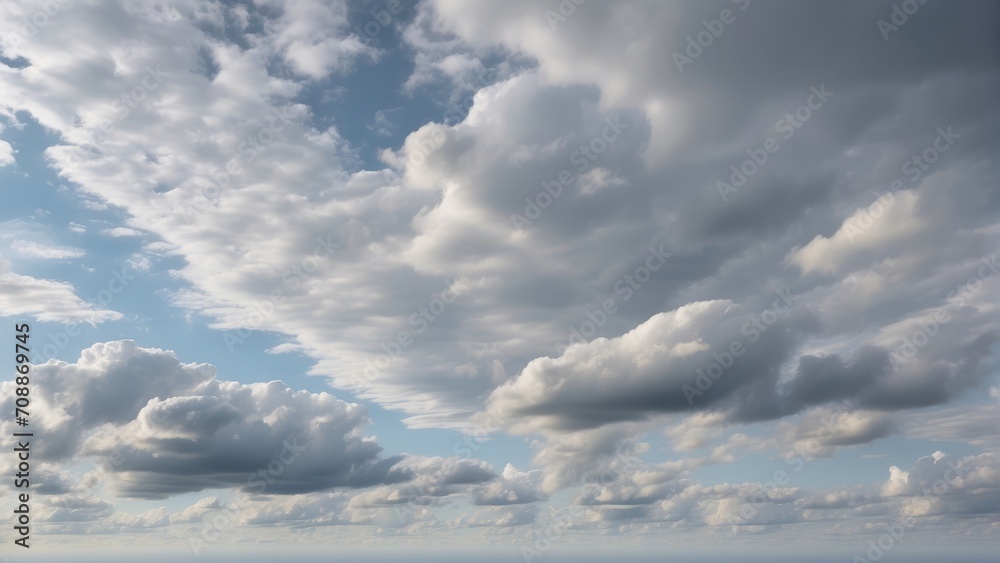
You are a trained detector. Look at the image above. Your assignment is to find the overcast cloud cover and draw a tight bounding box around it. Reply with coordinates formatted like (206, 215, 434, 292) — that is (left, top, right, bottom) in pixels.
(0, 0, 998, 559)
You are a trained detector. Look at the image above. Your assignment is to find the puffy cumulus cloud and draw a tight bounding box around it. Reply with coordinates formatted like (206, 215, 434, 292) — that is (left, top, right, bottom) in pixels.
(873, 451, 1000, 521)
(0, 340, 213, 460)
(0, 340, 411, 499)
(484, 294, 983, 481)
(86, 390, 410, 500)
(882, 452, 1000, 497)
(473, 464, 548, 506)
(486, 300, 806, 432)
(485, 288, 992, 482)
(0, 260, 122, 324)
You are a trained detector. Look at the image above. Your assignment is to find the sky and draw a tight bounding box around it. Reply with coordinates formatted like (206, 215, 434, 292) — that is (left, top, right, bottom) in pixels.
(0, 0, 998, 560)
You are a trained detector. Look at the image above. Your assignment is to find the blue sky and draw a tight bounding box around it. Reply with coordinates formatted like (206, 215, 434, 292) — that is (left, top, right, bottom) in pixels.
(1, 0, 999, 559)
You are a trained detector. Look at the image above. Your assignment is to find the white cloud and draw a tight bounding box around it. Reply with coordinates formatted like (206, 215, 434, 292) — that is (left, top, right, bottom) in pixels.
(0, 138, 14, 167)
(11, 240, 86, 259)
(261, 0, 376, 78)
(787, 190, 927, 275)
(125, 253, 152, 272)
(0, 261, 121, 324)
(100, 227, 144, 238)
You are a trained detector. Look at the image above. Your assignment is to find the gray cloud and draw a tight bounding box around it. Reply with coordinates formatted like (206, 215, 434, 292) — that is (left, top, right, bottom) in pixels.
(1, 341, 413, 499)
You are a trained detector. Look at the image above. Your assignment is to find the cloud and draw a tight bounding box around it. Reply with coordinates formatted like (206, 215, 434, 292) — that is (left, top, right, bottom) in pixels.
(880, 451, 1000, 517)
(776, 408, 896, 460)
(0, 4, 998, 546)
(2, 0, 994, 449)
(348, 456, 496, 510)
(262, 0, 376, 78)
(0, 138, 14, 167)
(473, 464, 548, 506)
(369, 107, 400, 137)
(0, 261, 121, 324)
(485, 298, 815, 435)
(0, 220, 86, 259)
(452, 504, 539, 528)
(125, 252, 152, 271)
(101, 227, 144, 238)
(10, 240, 86, 259)
(0, 340, 412, 499)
